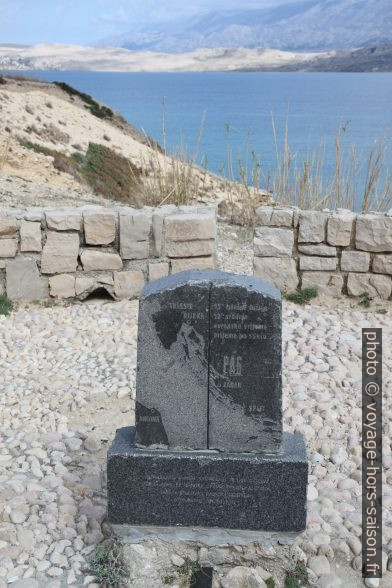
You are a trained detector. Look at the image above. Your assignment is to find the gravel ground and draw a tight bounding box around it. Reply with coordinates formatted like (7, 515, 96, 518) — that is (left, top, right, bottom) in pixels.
(0, 224, 391, 587)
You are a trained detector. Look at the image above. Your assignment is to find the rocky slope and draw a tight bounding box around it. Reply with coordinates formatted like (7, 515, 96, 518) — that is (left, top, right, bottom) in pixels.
(100, 0, 392, 53)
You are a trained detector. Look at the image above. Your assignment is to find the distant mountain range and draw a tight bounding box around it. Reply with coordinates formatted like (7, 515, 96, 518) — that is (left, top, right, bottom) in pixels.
(99, 0, 392, 53)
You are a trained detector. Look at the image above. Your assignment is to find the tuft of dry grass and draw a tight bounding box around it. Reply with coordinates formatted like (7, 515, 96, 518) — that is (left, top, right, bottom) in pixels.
(0, 137, 11, 172)
(135, 110, 210, 207)
(267, 116, 392, 212)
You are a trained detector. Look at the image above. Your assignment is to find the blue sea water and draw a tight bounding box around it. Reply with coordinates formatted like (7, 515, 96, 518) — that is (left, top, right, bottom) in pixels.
(22, 71, 392, 208)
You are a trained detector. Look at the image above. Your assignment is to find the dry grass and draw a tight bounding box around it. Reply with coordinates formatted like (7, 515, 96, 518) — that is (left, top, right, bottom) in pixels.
(135, 110, 210, 207)
(0, 137, 11, 172)
(267, 116, 392, 212)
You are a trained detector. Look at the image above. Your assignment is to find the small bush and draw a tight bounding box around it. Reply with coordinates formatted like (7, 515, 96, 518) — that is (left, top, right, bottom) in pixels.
(0, 294, 13, 316)
(177, 558, 200, 588)
(54, 81, 113, 120)
(18, 138, 141, 203)
(360, 293, 371, 308)
(284, 562, 309, 588)
(82, 142, 141, 202)
(266, 579, 276, 588)
(89, 540, 128, 587)
(0, 75, 6, 85)
(284, 288, 318, 305)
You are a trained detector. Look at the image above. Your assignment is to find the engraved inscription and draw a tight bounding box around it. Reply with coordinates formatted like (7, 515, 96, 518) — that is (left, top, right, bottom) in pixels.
(208, 280, 282, 453)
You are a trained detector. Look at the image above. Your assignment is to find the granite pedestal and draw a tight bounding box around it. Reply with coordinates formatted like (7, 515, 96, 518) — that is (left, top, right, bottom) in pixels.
(107, 427, 307, 532)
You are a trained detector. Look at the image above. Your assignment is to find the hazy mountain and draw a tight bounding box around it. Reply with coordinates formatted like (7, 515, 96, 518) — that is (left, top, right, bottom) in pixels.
(99, 0, 392, 53)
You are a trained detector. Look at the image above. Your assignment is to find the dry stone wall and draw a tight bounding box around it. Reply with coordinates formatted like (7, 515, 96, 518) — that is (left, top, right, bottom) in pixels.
(0, 205, 216, 302)
(253, 206, 392, 299)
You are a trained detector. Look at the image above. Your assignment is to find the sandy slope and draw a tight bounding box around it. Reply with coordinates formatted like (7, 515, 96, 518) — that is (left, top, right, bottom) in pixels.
(0, 77, 269, 212)
(0, 43, 330, 72)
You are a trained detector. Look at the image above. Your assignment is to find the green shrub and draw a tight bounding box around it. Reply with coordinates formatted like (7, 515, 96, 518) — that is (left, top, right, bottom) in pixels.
(360, 293, 371, 308)
(284, 562, 309, 588)
(18, 139, 141, 203)
(0, 294, 12, 316)
(89, 541, 128, 587)
(82, 142, 141, 202)
(284, 288, 318, 305)
(54, 81, 113, 120)
(177, 558, 200, 588)
(266, 578, 276, 588)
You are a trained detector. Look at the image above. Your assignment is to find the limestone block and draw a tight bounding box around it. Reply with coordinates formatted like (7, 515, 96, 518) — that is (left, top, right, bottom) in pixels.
(0, 239, 18, 258)
(20, 221, 42, 252)
(165, 212, 216, 242)
(83, 209, 116, 245)
(253, 257, 298, 292)
(356, 214, 392, 252)
(121, 241, 149, 260)
(120, 211, 152, 259)
(299, 256, 337, 271)
(24, 208, 43, 222)
(6, 257, 48, 301)
(75, 276, 95, 296)
(80, 250, 122, 272)
(298, 244, 337, 256)
(97, 274, 114, 286)
(327, 212, 355, 246)
(49, 274, 76, 298)
(254, 228, 294, 257)
(0, 217, 17, 236)
(166, 239, 215, 258)
(255, 206, 273, 226)
(171, 257, 214, 273)
(45, 209, 82, 231)
(270, 208, 294, 227)
(148, 262, 169, 281)
(41, 232, 79, 274)
(114, 270, 145, 299)
(347, 273, 392, 300)
(301, 272, 343, 296)
(152, 211, 164, 257)
(373, 254, 392, 275)
(341, 251, 370, 273)
(298, 211, 327, 243)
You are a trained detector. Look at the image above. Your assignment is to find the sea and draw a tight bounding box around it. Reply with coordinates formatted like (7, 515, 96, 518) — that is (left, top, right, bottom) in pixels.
(20, 71, 392, 209)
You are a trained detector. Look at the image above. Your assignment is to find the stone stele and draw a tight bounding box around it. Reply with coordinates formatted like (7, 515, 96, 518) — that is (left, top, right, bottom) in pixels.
(135, 270, 282, 453)
(108, 270, 307, 532)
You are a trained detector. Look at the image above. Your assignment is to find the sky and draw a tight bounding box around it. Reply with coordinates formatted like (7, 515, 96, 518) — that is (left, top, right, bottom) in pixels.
(0, 0, 296, 45)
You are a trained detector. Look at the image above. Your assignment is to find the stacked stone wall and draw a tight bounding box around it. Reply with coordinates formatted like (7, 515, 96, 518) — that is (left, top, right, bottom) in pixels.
(0, 205, 216, 301)
(253, 207, 392, 299)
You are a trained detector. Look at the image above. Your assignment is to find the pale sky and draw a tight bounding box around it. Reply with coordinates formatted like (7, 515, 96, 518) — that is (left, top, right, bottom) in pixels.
(0, 0, 298, 45)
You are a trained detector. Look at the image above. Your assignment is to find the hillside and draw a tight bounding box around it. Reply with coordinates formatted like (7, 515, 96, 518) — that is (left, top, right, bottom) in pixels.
(1, 42, 391, 73)
(0, 43, 327, 72)
(242, 44, 392, 73)
(99, 0, 392, 53)
(0, 76, 268, 218)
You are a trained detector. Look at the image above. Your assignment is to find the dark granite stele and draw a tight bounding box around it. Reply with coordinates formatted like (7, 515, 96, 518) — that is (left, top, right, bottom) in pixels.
(107, 427, 308, 532)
